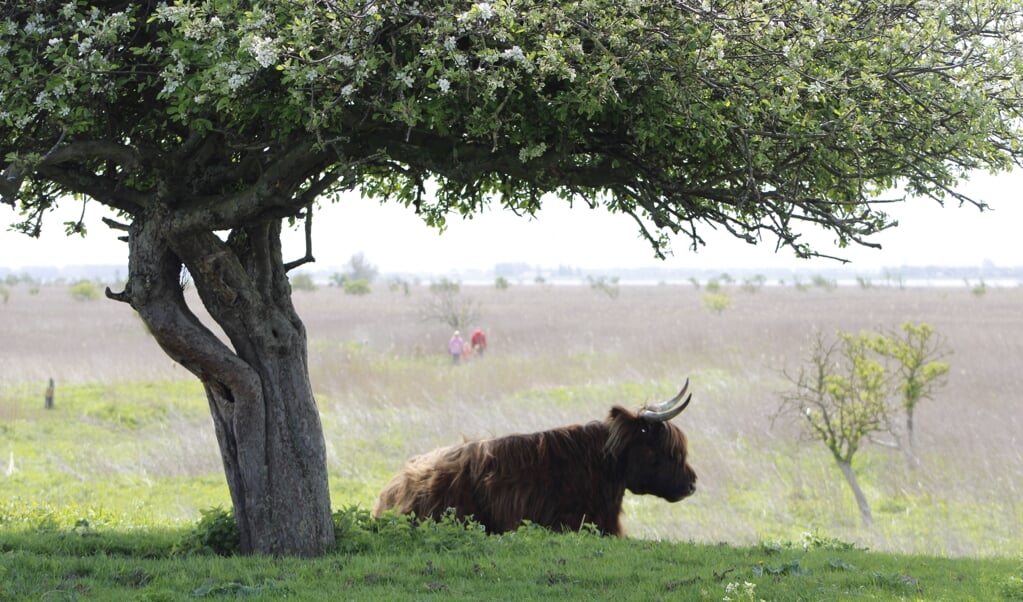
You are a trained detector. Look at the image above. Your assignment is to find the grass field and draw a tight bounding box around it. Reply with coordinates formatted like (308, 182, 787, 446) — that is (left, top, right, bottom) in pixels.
(2, 280, 1022, 563)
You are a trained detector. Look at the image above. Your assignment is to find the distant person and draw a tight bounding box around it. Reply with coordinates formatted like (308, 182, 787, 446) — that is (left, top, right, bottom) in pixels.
(471, 328, 487, 357)
(448, 330, 464, 365)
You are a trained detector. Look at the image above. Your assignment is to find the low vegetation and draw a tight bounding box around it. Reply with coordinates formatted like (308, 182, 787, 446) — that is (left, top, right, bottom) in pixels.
(3, 509, 1021, 600)
(289, 273, 318, 291)
(68, 279, 102, 301)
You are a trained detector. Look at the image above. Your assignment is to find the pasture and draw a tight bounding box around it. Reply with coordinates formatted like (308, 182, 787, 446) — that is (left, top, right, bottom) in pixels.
(1, 280, 1022, 560)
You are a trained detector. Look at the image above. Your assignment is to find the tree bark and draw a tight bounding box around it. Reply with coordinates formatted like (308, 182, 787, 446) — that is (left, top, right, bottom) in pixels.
(905, 409, 917, 462)
(111, 208, 335, 556)
(836, 459, 873, 527)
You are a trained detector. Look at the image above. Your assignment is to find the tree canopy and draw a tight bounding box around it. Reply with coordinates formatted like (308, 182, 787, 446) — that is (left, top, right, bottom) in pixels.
(4, 0, 1022, 259)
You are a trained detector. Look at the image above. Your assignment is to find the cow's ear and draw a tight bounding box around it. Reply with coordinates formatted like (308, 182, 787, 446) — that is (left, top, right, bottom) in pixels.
(608, 406, 636, 422)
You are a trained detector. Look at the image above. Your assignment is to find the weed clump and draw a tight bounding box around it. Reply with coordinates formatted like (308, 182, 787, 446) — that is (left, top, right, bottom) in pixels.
(175, 507, 239, 556)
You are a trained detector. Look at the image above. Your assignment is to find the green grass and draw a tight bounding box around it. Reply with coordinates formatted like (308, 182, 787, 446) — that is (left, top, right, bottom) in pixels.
(2, 513, 1022, 601)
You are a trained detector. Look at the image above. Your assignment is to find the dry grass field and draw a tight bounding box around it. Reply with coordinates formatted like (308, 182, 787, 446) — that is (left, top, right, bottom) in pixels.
(2, 280, 1021, 558)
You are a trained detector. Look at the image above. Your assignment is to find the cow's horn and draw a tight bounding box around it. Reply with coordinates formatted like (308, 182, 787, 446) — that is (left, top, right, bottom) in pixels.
(639, 379, 692, 422)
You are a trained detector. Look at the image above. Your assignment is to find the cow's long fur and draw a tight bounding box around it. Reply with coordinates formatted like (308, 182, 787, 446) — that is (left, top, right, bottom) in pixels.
(372, 405, 697, 535)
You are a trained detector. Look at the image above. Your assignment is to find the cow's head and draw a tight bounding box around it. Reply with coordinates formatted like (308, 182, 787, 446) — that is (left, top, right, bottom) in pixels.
(604, 380, 697, 502)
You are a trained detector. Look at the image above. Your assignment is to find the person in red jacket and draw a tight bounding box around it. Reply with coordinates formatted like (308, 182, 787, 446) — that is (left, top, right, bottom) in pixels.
(470, 328, 487, 357)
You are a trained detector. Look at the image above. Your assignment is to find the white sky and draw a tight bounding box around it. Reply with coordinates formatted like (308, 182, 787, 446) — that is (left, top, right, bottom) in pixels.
(1, 170, 1020, 274)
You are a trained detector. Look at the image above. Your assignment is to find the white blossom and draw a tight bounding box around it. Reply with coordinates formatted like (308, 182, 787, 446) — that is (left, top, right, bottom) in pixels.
(24, 13, 49, 36)
(247, 35, 279, 69)
(341, 83, 355, 97)
(60, 2, 78, 19)
(444, 36, 457, 52)
(519, 142, 547, 162)
(459, 2, 495, 23)
(395, 71, 414, 88)
(501, 45, 525, 62)
(227, 73, 250, 91)
(437, 77, 450, 93)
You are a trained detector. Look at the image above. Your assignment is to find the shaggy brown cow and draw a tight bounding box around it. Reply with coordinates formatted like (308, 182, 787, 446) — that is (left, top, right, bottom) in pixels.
(372, 380, 697, 535)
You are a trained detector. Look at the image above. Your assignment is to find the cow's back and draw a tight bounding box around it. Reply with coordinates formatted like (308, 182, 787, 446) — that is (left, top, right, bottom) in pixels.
(373, 423, 626, 534)
(372, 442, 484, 521)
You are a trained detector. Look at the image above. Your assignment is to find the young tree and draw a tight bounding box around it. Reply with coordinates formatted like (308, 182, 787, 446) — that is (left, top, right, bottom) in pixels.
(422, 279, 481, 332)
(3, 1, 1021, 555)
(870, 322, 951, 457)
(778, 332, 893, 526)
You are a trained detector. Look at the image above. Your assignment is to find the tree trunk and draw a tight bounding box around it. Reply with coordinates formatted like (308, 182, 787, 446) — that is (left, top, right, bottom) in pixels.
(835, 459, 873, 527)
(904, 408, 918, 466)
(111, 209, 335, 556)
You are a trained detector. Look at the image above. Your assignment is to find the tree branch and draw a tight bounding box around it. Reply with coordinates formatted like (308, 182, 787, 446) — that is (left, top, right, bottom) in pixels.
(284, 205, 315, 272)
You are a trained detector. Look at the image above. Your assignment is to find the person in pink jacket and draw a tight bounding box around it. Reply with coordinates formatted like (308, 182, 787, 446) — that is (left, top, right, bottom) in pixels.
(448, 330, 465, 365)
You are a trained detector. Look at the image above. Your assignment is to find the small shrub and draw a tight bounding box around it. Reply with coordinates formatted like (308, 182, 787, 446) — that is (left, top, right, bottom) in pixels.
(175, 507, 239, 556)
(387, 277, 411, 295)
(811, 274, 837, 290)
(1002, 575, 1023, 600)
(799, 528, 859, 551)
(494, 276, 510, 290)
(587, 275, 620, 299)
(705, 279, 722, 293)
(702, 292, 731, 313)
(430, 278, 460, 294)
(741, 275, 766, 293)
(0, 284, 8, 304)
(343, 279, 371, 295)
(69, 280, 101, 301)
(289, 273, 317, 291)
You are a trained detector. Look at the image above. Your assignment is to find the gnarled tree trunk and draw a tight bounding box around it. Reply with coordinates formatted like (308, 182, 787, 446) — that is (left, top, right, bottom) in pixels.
(110, 208, 334, 556)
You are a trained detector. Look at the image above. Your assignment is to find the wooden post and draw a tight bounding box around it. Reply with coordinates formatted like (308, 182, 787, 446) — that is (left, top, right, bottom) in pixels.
(45, 378, 54, 410)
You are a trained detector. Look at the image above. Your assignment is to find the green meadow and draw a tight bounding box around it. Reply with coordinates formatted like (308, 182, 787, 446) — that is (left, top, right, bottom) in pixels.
(1, 282, 1021, 599)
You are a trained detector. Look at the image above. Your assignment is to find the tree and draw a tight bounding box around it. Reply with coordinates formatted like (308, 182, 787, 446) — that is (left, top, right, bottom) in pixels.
(778, 326, 952, 525)
(869, 322, 951, 458)
(2, 1, 1021, 555)
(343, 252, 379, 284)
(778, 331, 893, 526)
(422, 278, 481, 332)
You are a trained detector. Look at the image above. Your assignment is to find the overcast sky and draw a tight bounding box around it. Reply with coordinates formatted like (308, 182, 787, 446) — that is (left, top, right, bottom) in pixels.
(1, 170, 1020, 274)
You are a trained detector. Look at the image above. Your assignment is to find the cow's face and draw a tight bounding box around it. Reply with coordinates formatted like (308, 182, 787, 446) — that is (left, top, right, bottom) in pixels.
(606, 407, 697, 502)
(624, 419, 697, 500)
